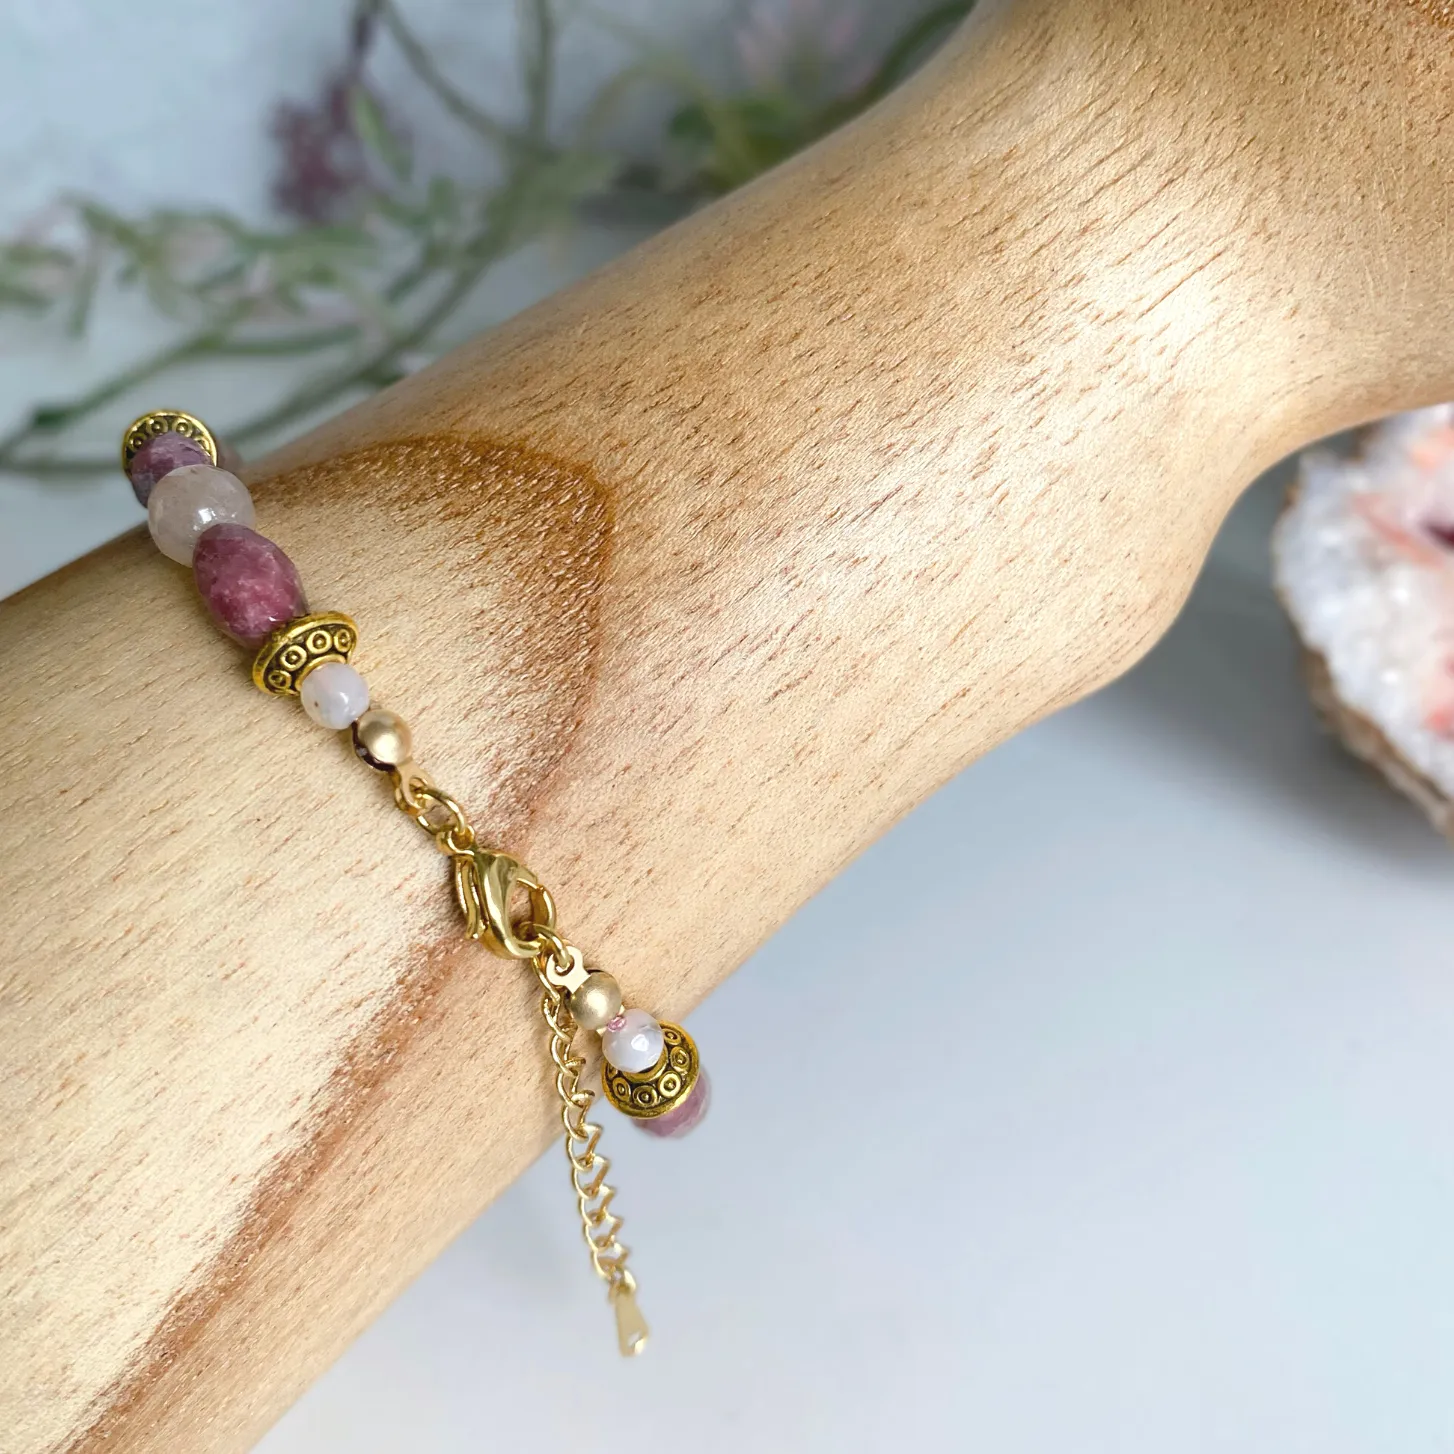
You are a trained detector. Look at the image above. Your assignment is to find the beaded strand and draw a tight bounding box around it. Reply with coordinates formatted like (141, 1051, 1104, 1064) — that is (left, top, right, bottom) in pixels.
(122, 408, 712, 1355)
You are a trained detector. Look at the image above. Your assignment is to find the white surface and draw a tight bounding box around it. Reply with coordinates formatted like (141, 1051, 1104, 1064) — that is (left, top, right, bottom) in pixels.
(6, 4, 1454, 1452)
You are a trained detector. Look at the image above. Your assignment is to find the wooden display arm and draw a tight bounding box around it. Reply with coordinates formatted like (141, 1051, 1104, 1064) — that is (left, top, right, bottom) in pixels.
(3, 1, 1452, 1448)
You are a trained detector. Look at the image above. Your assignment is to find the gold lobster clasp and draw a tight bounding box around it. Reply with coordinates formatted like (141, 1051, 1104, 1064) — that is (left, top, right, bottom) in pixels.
(452, 848, 558, 960)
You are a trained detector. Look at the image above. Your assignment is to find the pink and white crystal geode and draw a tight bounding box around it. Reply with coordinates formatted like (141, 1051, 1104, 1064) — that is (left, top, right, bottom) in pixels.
(1273, 403, 1454, 837)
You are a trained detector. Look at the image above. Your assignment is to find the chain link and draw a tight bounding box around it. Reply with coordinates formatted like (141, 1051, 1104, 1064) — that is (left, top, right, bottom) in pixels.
(393, 772, 476, 854)
(535, 956, 646, 1351)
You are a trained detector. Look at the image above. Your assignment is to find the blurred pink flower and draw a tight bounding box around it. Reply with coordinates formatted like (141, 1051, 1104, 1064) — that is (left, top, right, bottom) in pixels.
(269, 6, 384, 222)
(735, 0, 875, 96)
(270, 77, 370, 223)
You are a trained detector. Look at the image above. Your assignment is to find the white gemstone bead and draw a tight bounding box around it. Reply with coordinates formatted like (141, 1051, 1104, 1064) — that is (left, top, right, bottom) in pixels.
(600, 1009, 664, 1073)
(300, 661, 370, 730)
(146, 464, 255, 564)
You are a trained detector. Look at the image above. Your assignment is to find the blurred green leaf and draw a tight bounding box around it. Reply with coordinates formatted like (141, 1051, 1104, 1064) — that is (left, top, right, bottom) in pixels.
(349, 84, 413, 182)
(490, 149, 620, 243)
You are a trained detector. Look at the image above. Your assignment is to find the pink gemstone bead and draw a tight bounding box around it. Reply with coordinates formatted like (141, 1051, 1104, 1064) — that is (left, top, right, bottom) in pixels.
(636, 1071, 711, 1140)
(192, 524, 307, 648)
(127, 432, 210, 505)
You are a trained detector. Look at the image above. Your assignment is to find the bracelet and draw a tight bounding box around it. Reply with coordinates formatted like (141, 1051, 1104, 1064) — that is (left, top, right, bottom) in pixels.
(121, 408, 712, 1357)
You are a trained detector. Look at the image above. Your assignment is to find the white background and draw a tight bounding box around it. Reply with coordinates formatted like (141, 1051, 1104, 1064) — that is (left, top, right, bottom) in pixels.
(5, 5, 1454, 1452)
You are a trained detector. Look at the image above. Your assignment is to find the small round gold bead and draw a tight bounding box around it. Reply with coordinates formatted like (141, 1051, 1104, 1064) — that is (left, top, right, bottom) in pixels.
(569, 972, 624, 1031)
(352, 708, 414, 771)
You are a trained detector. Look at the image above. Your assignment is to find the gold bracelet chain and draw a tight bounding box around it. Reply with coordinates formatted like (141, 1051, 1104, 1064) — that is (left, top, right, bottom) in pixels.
(392, 768, 648, 1355)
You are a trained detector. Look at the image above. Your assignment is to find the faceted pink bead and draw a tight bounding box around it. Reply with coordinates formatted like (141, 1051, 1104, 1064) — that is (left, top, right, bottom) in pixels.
(192, 524, 307, 648)
(635, 1071, 711, 1140)
(127, 432, 210, 505)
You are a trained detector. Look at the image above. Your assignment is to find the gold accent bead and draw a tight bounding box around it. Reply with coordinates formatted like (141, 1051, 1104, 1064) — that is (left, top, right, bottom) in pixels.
(569, 972, 624, 1031)
(601, 1022, 700, 1120)
(251, 612, 358, 697)
(352, 708, 414, 771)
(120, 408, 218, 474)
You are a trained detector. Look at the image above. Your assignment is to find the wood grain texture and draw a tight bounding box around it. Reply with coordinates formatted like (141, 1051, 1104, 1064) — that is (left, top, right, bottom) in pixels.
(3, 1, 1452, 1448)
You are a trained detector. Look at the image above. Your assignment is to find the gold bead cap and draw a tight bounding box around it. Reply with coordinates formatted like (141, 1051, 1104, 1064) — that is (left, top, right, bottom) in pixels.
(120, 409, 218, 474)
(252, 613, 359, 696)
(602, 1023, 700, 1119)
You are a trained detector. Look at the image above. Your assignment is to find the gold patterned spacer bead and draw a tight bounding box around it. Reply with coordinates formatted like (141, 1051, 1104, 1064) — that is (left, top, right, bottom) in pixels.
(119, 408, 218, 475)
(252, 612, 359, 697)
